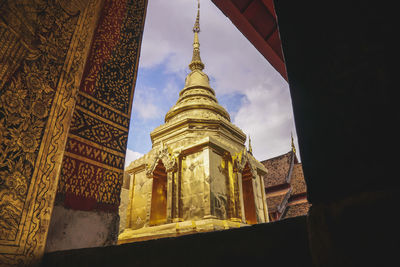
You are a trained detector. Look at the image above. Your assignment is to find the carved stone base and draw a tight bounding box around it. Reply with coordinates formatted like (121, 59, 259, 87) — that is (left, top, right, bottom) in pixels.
(118, 219, 248, 244)
(229, 217, 242, 223)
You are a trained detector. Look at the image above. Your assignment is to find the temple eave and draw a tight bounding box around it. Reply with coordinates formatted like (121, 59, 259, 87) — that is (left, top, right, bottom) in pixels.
(151, 118, 247, 145)
(165, 105, 231, 123)
(179, 84, 215, 97)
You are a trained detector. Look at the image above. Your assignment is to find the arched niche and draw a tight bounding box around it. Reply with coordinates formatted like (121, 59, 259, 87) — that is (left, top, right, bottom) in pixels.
(146, 146, 177, 177)
(241, 162, 257, 225)
(149, 160, 168, 226)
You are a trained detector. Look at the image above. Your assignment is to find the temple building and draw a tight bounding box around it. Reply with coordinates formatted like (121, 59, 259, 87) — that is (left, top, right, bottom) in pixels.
(261, 136, 310, 221)
(0, 0, 395, 264)
(118, 3, 268, 244)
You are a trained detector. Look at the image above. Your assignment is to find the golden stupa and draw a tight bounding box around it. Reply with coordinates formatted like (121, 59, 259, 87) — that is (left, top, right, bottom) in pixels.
(118, 2, 268, 244)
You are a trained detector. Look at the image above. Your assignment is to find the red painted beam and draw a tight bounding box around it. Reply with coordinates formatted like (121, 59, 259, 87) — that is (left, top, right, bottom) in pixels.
(212, 0, 287, 80)
(265, 183, 291, 195)
(261, 0, 276, 18)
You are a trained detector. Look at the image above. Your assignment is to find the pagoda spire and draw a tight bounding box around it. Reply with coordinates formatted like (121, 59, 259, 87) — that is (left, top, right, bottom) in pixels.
(189, 0, 205, 71)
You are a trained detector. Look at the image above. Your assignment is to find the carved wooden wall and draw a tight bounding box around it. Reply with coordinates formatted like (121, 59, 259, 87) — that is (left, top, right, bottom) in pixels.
(0, 0, 147, 265)
(0, 0, 102, 264)
(57, 0, 147, 212)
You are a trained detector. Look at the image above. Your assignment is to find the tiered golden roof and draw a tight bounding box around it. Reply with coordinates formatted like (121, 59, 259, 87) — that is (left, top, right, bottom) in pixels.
(153, 1, 244, 148)
(164, 1, 230, 125)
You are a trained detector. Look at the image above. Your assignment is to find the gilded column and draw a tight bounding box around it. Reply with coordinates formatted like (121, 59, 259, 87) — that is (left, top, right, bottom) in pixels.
(145, 177, 153, 227)
(125, 173, 135, 229)
(233, 171, 242, 220)
(203, 147, 212, 218)
(173, 157, 183, 222)
(171, 171, 179, 222)
(259, 173, 269, 222)
(251, 175, 260, 223)
(227, 157, 238, 221)
(166, 171, 174, 222)
(237, 172, 247, 223)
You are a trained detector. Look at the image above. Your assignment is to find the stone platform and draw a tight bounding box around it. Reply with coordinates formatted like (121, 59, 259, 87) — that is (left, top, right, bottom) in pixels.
(118, 218, 246, 244)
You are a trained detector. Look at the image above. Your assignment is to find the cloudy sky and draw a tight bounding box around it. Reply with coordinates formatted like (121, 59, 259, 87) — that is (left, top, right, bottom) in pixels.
(125, 0, 299, 167)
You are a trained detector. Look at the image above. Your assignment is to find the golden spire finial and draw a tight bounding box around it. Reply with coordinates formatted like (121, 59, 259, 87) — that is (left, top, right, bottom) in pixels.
(248, 135, 253, 155)
(291, 132, 296, 154)
(189, 0, 205, 71)
(193, 0, 200, 33)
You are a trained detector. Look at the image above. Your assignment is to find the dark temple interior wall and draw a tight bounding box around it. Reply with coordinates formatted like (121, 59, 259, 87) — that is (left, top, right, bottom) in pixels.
(275, 0, 396, 204)
(274, 1, 397, 266)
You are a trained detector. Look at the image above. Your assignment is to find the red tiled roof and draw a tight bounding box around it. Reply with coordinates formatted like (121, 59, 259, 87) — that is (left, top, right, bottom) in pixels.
(262, 151, 293, 187)
(266, 193, 286, 213)
(262, 151, 310, 220)
(290, 163, 307, 195)
(282, 202, 311, 219)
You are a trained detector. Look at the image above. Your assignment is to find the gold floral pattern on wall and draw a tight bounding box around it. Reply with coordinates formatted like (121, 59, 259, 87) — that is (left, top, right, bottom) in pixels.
(0, 3, 79, 241)
(0, 0, 102, 264)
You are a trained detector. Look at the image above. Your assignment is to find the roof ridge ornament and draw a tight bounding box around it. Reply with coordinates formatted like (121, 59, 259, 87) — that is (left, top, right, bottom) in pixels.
(291, 132, 296, 154)
(189, 0, 205, 71)
(248, 135, 253, 155)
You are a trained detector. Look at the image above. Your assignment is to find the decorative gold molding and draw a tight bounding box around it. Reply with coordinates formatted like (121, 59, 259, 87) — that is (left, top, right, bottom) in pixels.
(0, 0, 102, 264)
(78, 91, 131, 119)
(74, 105, 129, 132)
(64, 151, 125, 174)
(68, 134, 126, 158)
(146, 146, 178, 176)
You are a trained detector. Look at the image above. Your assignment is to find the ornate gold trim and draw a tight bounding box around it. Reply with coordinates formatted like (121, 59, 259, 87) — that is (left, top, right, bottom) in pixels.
(74, 105, 129, 131)
(64, 151, 124, 174)
(0, 0, 102, 264)
(79, 91, 131, 119)
(68, 134, 126, 158)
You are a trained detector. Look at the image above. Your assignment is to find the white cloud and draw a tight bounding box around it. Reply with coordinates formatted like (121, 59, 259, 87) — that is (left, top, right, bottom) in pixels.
(133, 0, 301, 161)
(140, 1, 280, 93)
(132, 86, 163, 120)
(125, 149, 143, 168)
(162, 79, 180, 102)
(233, 79, 300, 160)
